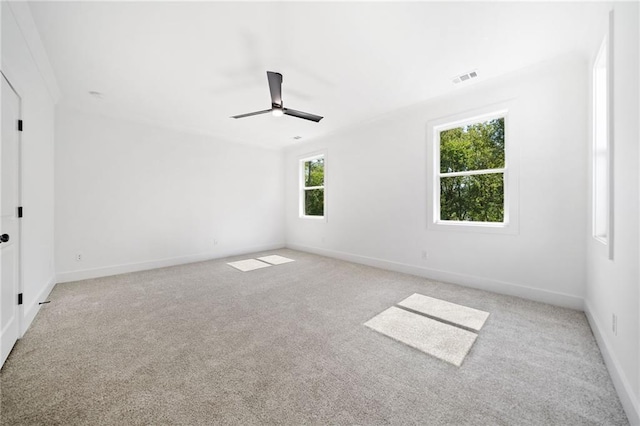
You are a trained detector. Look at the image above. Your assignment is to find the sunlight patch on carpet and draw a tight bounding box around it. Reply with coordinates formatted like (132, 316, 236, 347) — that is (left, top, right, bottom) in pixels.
(398, 293, 490, 332)
(257, 255, 295, 265)
(365, 306, 477, 367)
(227, 259, 271, 272)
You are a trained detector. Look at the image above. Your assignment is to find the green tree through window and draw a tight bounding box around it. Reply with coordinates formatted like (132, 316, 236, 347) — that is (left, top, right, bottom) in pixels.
(302, 157, 324, 216)
(439, 118, 505, 222)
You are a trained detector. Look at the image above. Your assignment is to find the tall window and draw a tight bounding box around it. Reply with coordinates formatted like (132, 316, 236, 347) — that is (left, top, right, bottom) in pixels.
(434, 113, 507, 225)
(300, 154, 325, 218)
(592, 36, 610, 246)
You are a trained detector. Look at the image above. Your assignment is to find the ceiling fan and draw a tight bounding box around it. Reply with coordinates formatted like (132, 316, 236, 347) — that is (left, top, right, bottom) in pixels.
(231, 71, 323, 122)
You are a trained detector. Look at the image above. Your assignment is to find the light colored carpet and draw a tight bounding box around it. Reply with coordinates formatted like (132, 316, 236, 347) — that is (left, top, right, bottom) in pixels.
(0, 249, 629, 425)
(365, 306, 478, 366)
(226, 258, 271, 272)
(398, 293, 490, 331)
(257, 254, 295, 265)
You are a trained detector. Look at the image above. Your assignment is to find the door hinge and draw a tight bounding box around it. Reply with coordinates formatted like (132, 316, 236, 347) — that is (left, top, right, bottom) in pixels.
(18, 293, 23, 305)
(17, 120, 23, 132)
(17, 206, 23, 218)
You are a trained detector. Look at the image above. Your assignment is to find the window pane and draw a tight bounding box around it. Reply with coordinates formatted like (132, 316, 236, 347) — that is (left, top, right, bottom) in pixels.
(594, 153, 608, 238)
(304, 158, 324, 187)
(304, 189, 324, 216)
(440, 174, 504, 222)
(593, 39, 608, 241)
(440, 118, 505, 173)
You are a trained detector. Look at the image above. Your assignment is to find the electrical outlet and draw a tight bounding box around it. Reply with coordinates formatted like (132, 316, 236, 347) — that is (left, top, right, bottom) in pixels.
(76, 253, 82, 261)
(213, 239, 218, 246)
(421, 250, 428, 260)
(612, 314, 617, 336)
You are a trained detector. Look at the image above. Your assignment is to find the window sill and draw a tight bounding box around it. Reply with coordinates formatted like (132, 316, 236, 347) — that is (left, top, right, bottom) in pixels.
(300, 215, 326, 221)
(429, 220, 517, 235)
(593, 235, 608, 245)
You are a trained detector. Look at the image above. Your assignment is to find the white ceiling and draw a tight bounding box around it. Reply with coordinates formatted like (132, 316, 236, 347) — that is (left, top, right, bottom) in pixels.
(28, 1, 607, 149)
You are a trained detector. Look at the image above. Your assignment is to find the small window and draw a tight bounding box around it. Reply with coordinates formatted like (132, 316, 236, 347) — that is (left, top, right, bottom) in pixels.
(300, 154, 325, 218)
(435, 114, 506, 225)
(592, 35, 610, 247)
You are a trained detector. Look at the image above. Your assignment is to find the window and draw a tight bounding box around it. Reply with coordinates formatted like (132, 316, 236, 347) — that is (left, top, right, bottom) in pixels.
(300, 154, 325, 218)
(428, 106, 517, 233)
(592, 34, 611, 250)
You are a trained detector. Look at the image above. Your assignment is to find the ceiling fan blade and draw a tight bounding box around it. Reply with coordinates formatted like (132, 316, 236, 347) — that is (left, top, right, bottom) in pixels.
(283, 108, 323, 123)
(231, 109, 272, 119)
(267, 71, 283, 106)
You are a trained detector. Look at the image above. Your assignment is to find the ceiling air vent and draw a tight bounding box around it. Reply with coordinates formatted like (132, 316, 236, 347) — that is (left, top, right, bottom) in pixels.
(452, 70, 478, 84)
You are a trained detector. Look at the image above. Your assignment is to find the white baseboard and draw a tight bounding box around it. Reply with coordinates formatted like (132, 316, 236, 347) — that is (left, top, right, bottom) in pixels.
(584, 300, 639, 425)
(56, 242, 286, 283)
(286, 243, 584, 310)
(21, 274, 56, 336)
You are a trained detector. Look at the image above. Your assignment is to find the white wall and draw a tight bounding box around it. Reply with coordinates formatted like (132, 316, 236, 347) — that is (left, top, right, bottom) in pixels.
(585, 3, 640, 424)
(55, 106, 285, 282)
(285, 55, 588, 309)
(1, 2, 58, 334)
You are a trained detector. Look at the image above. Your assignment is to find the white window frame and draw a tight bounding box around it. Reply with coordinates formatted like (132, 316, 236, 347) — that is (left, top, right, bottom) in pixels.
(427, 102, 519, 234)
(299, 151, 327, 220)
(592, 13, 614, 260)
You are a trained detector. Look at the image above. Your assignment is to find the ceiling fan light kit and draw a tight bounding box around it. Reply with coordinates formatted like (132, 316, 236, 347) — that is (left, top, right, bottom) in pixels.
(232, 71, 323, 122)
(272, 106, 284, 117)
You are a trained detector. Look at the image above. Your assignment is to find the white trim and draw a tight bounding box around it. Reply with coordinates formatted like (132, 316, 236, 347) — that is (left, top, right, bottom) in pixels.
(434, 220, 509, 231)
(427, 101, 519, 235)
(21, 275, 56, 337)
(299, 152, 324, 163)
(287, 243, 583, 310)
(433, 111, 508, 226)
(434, 109, 508, 133)
(298, 150, 327, 221)
(584, 300, 638, 425)
(440, 168, 505, 178)
(299, 215, 326, 221)
(591, 22, 614, 260)
(4, 2, 61, 103)
(56, 242, 285, 283)
(606, 10, 614, 261)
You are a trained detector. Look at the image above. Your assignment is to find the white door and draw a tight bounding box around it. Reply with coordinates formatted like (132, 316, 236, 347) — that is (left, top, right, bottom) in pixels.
(0, 74, 22, 368)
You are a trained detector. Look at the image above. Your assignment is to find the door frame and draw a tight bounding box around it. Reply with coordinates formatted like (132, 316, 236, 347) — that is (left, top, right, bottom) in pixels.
(1, 70, 24, 342)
